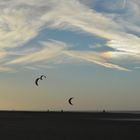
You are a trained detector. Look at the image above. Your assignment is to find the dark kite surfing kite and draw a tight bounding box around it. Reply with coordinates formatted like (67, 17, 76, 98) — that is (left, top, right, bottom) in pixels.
(68, 97, 74, 105)
(35, 75, 47, 86)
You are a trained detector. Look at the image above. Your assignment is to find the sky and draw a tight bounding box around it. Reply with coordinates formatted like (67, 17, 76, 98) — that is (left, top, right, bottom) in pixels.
(0, 0, 140, 111)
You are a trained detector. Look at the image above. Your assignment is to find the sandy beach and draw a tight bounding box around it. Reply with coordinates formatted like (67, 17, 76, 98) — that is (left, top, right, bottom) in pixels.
(0, 111, 140, 140)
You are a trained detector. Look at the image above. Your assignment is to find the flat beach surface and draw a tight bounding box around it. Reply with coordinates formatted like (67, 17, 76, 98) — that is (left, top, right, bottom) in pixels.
(0, 111, 140, 140)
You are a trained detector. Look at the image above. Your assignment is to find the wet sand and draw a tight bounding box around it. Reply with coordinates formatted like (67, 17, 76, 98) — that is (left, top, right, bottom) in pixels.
(0, 111, 140, 140)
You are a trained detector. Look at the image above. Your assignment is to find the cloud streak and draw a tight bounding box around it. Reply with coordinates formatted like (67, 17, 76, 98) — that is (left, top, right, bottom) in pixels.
(64, 50, 130, 71)
(0, 0, 140, 72)
(8, 40, 66, 65)
(0, 66, 14, 72)
(41, 0, 140, 69)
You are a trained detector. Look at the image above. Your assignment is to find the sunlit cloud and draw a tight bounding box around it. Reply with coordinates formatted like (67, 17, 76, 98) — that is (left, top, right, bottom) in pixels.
(0, 8, 42, 49)
(0, 50, 7, 58)
(100, 52, 113, 58)
(42, 0, 140, 66)
(0, 0, 140, 72)
(64, 50, 130, 71)
(7, 40, 66, 65)
(107, 39, 140, 55)
(0, 66, 14, 72)
(104, 51, 140, 60)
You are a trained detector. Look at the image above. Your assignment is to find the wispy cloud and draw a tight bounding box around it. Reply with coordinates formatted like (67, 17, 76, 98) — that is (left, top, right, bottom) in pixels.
(0, 0, 140, 72)
(7, 40, 66, 65)
(134, 66, 140, 69)
(64, 50, 130, 71)
(0, 7, 42, 49)
(0, 66, 14, 72)
(0, 50, 7, 58)
(40, 0, 140, 69)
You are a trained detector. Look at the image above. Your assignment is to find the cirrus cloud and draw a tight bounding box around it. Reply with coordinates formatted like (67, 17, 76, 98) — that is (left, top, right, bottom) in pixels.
(0, 0, 140, 72)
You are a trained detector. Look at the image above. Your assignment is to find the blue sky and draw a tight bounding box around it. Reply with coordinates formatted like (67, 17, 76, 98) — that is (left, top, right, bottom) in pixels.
(0, 0, 140, 111)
